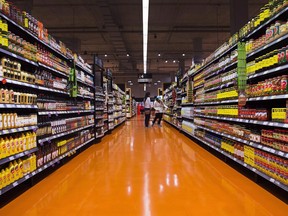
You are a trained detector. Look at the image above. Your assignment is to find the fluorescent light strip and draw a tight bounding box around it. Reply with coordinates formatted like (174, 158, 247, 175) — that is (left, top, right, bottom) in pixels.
(143, 0, 149, 74)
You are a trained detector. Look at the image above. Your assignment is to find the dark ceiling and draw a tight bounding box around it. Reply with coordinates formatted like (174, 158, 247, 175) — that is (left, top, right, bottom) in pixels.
(13, 0, 267, 79)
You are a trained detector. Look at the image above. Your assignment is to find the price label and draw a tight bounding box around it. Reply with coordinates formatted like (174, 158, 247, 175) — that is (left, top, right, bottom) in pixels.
(269, 178, 275, 183)
(11, 53, 17, 58)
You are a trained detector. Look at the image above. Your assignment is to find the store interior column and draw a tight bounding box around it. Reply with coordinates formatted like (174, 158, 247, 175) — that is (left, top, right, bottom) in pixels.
(230, 0, 248, 35)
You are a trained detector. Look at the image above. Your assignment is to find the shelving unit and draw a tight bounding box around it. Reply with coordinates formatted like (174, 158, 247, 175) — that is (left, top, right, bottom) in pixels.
(95, 86, 105, 138)
(0, 5, 96, 195)
(164, 3, 288, 192)
(125, 88, 135, 118)
(113, 84, 126, 126)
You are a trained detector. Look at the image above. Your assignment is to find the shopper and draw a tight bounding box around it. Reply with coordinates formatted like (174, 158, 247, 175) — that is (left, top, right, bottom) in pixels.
(144, 92, 152, 127)
(152, 96, 166, 127)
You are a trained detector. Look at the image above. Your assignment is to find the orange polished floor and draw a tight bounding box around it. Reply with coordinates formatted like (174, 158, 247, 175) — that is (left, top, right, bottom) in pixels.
(0, 116, 287, 215)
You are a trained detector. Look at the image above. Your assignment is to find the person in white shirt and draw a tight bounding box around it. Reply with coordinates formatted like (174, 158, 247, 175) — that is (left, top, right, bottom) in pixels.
(144, 92, 151, 127)
(152, 96, 166, 127)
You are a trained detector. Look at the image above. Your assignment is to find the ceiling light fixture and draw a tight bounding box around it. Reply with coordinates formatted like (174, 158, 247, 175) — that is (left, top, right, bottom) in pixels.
(165, 60, 168, 63)
(158, 53, 161, 57)
(182, 53, 185, 57)
(142, 0, 149, 74)
(127, 53, 130, 57)
(173, 60, 176, 63)
(128, 80, 132, 83)
(105, 54, 108, 57)
(158, 80, 161, 83)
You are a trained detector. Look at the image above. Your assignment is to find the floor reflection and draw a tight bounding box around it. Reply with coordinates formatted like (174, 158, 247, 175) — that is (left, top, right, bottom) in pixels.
(0, 116, 287, 216)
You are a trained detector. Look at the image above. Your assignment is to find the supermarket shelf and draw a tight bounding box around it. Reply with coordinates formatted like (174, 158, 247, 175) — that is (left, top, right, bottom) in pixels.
(96, 133, 104, 139)
(38, 110, 94, 115)
(114, 115, 123, 119)
(103, 129, 108, 134)
(181, 92, 187, 96)
(103, 119, 108, 122)
(182, 116, 194, 121)
(0, 13, 68, 60)
(245, 7, 288, 40)
(205, 61, 238, 81)
(176, 98, 182, 101)
(248, 94, 288, 101)
(196, 125, 288, 159)
(0, 47, 38, 67)
(164, 113, 173, 117)
(39, 86, 68, 95)
(204, 80, 235, 93)
(192, 43, 238, 77)
(180, 128, 288, 192)
(38, 62, 68, 78)
(194, 99, 238, 106)
(95, 107, 105, 111)
(248, 64, 288, 80)
(96, 124, 104, 128)
(247, 33, 288, 59)
(194, 114, 288, 129)
(164, 119, 181, 130)
(95, 98, 105, 102)
(181, 102, 194, 106)
(108, 110, 114, 114)
(0, 104, 38, 109)
(0, 125, 37, 136)
(77, 79, 95, 88)
(0, 137, 94, 196)
(95, 93, 105, 97)
(194, 84, 204, 90)
(180, 76, 188, 84)
(108, 102, 114, 105)
(95, 116, 104, 120)
(0, 77, 38, 89)
(38, 124, 93, 143)
(77, 95, 94, 100)
(75, 63, 93, 76)
(0, 147, 38, 166)
(114, 119, 126, 127)
(177, 91, 182, 95)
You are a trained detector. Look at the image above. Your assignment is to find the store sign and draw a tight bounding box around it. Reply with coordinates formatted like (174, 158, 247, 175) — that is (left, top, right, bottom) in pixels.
(138, 73, 152, 83)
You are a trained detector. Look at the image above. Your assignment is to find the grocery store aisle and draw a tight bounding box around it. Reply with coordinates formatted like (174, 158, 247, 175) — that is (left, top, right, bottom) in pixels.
(0, 116, 287, 216)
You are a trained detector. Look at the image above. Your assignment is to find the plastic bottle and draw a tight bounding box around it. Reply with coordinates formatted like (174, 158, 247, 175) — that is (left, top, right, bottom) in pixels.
(5, 167, 11, 186)
(10, 136, 15, 155)
(8, 161, 15, 183)
(1, 169, 6, 188)
(14, 160, 19, 180)
(18, 159, 23, 178)
(5, 137, 10, 157)
(0, 169, 3, 190)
